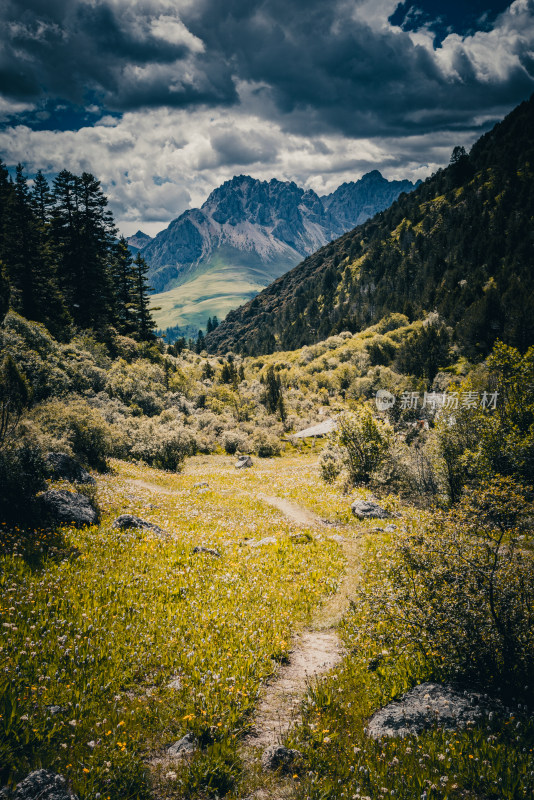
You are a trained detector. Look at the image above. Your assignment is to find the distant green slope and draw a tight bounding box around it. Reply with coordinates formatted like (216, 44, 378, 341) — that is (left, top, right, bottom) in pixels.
(207, 95, 534, 358)
(150, 246, 292, 332)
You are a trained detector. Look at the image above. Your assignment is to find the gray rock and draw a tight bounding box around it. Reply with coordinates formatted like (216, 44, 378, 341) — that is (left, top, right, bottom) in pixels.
(235, 455, 253, 469)
(38, 490, 97, 528)
(261, 745, 302, 773)
(1, 770, 78, 800)
(367, 682, 504, 740)
(351, 499, 389, 519)
(192, 545, 221, 558)
(167, 732, 197, 758)
(193, 482, 209, 489)
(47, 705, 62, 716)
(384, 524, 397, 532)
(112, 515, 166, 536)
(46, 452, 95, 485)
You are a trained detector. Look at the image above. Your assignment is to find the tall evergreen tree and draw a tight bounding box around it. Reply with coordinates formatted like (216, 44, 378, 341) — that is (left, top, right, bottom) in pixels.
(131, 252, 155, 340)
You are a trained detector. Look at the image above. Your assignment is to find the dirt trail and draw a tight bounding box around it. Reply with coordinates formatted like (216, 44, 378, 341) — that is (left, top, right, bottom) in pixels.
(258, 494, 326, 527)
(246, 629, 342, 750)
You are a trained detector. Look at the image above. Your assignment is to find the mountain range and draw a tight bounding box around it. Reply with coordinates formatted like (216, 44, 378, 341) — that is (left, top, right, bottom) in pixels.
(128, 171, 419, 334)
(206, 95, 534, 358)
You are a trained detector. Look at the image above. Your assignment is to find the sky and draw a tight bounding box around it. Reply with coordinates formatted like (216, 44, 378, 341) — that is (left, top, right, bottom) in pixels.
(0, 0, 532, 237)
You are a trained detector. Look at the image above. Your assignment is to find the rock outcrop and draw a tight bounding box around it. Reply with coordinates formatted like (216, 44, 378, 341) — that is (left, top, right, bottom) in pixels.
(0, 770, 78, 800)
(38, 490, 97, 527)
(351, 499, 389, 519)
(367, 682, 504, 739)
(112, 514, 166, 536)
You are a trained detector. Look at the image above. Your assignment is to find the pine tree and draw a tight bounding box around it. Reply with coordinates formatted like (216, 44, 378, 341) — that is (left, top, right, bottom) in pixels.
(111, 237, 136, 334)
(131, 252, 155, 340)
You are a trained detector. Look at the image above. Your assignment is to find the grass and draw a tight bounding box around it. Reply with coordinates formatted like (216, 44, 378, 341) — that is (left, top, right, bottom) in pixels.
(287, 530, 534, 800)
(150, 247, 295, 331)
(0, 455, 344, 799)
(2, 453, 533, 800)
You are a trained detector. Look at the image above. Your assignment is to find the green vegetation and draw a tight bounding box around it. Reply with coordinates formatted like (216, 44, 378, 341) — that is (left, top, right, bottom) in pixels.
(1, 97, 533, 800)
(207, 96, 534, 357)
(0, 163, 155, 342)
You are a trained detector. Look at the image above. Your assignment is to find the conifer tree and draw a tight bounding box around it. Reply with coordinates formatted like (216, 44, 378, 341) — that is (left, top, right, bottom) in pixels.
(131, 252, 155, 340)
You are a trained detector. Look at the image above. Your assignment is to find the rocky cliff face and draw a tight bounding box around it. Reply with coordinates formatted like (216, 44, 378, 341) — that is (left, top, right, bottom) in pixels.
(142, 176, 348, 293)
(322, 170, 420, 230)
(136, 171, 418, 331)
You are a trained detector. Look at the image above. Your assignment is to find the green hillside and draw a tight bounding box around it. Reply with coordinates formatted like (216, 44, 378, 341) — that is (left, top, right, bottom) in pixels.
(151, 246, 291, 333)
(207, 95, 534, 357)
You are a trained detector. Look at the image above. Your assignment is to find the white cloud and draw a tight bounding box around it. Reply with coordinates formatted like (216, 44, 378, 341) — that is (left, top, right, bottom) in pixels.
(150, 15, 204, 52)
(0, 104, 458, 235)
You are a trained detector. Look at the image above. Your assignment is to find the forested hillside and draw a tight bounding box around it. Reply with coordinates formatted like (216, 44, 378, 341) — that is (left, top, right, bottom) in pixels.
(207, 96, 534, 357)
(0, 165, 155, 342)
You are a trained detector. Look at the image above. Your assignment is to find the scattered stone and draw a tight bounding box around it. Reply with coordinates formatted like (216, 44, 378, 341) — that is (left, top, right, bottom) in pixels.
(167, 732, 197, 759)
(366, 682, 504, 740)
(47, 705, 62, 716)
(192, 545, 221, 558)
(193, 482, 209, 488)
(384, 524, 397, 532)
(261, 745, 302, 773)
(235, 455, 253, 469)
(351, 499, 389, 519)
(38, 490, 97, 528)
(0, 770, 78, 800)
(112, 515, 166, 536)
(46, 452, 95, 485)
(247, 536, 277, 547)
(328, 534, 345, 543)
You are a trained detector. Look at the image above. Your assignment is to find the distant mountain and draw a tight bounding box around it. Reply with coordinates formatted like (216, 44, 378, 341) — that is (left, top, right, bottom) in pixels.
(127, 230, 153, 254)
(206, 96, 534, 358)
(142, 172, 418, 333)
(322, 170, 420, 230)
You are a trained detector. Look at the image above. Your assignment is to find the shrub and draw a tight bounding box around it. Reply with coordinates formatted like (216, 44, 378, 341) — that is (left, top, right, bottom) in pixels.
(0, 431, 47, 522)
(253, 430, 282, 457)
(33, 398, 112, 471)
(357, 477, 534, 691)
(220, 429, 250, 455)
(127, 417, 196, 470)
(318, 443, 344, 483)
(336, 407, 392, 484)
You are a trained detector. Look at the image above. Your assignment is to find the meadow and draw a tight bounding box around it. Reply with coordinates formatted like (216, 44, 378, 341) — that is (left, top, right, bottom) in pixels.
(0, 454, 348, 800)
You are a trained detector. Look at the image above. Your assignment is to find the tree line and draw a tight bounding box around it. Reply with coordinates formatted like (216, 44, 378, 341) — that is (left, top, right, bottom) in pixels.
(0, 162, 155, 341)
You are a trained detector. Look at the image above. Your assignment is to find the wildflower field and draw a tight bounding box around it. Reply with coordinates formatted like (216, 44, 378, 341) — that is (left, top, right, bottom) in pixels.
(1, 454, 533, 800)
(0, 455, 346, 799)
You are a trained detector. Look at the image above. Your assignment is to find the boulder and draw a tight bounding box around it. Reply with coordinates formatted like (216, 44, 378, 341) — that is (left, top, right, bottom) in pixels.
(366, 682, 504, 740)
(351, 499, 389, 519)
(261, 745, 302, 773)
(46, 452, 95, 485)
(235, 455, 253, 469)
(193, 482, 209, 489)
(192, 545, 221, 558)
(167, 732, 197, 758)
(38, 490, 97, 527)
(112, 514, 166, 536)
(1, 770, 78, 800)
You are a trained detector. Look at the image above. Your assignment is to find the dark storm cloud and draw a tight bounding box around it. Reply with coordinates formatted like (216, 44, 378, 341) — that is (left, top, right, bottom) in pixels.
(180, 0, 534, 136)
(1, 0, 533, 137)
(0, 0, 237, 109)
